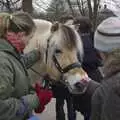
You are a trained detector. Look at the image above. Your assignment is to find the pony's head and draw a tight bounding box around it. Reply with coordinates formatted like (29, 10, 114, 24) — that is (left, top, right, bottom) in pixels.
(45, 22, 88, 94)
(25, 19, 88, 94)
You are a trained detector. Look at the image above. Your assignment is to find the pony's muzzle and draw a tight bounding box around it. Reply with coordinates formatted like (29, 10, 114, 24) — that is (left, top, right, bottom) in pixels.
(63, 73, 89, 95)
(65, 82, 88, 95)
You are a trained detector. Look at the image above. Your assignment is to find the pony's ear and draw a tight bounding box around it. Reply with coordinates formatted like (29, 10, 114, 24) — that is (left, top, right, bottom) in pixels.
(74, 24, 80, 31)
(51, 22, 59, 33)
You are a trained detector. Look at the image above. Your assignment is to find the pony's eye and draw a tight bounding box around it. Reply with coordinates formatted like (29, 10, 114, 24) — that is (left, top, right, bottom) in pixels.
(55, 49, 62, 54)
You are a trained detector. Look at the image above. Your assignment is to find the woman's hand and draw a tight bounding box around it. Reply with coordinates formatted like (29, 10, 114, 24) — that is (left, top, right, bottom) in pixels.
(34, 82, 53, 113)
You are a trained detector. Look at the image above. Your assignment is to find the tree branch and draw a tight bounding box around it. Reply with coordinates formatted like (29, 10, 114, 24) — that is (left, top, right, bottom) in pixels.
(10, 0, 21, 5)
(66, 0, 75, 16)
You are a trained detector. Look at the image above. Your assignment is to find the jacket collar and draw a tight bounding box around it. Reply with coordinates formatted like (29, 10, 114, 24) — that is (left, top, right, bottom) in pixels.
(0, 39, 21, 59)
(0, 39, 28, 76)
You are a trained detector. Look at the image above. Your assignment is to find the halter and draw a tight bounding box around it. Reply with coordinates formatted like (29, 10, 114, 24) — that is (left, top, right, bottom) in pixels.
(30, 30, 87, 94)
(45, 34, 53, 64)
(53, 55, 81, 74)
(44, 33, 85, 94)
(45, 33, 81, 75)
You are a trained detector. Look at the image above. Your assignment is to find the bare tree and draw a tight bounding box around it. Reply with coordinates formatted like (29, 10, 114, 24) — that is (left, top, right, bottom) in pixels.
(66, 0, 75, 16)
(34, 1, 48, 12)
(112, 0, 120, 9)
(0, 0, 21, 12)
(76, 0, 86, 16)
(86, 0, 101, 30)
(87, 0, 93, 20)
(93, 0, 101, 30)
(46, 0, 68, 21)
(65, 0, 101, 29)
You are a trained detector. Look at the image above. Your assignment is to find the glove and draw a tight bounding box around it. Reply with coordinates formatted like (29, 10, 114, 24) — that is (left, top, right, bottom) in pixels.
(35, 83, 53, 113)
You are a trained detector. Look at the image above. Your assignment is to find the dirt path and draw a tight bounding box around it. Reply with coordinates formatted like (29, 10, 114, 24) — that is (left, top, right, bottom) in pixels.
(36, 98, 84, 120)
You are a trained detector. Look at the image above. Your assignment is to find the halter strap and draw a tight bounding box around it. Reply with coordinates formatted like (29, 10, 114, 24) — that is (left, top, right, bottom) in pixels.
(53, 55, 81, 74)
(45, 34, 53, 64)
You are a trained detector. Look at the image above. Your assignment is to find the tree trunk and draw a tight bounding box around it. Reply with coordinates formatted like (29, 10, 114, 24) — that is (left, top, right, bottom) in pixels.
(87, 0, 93, 21)
(66, 0, 75, 16)
(22, 0, 33, 14)
(6, 0, 12, 12)
(80, 0, 86, 16)
(93, 0, 101, 30)
(76, 0, 85, 16)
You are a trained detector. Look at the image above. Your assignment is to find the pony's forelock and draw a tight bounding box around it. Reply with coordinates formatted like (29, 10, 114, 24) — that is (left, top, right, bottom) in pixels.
(24, 19, 83, 62)
(60, 25, 83, 60)
(74, 28, 84, 61)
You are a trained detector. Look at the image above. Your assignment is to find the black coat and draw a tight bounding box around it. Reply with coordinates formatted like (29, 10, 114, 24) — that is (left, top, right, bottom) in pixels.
(78, 32, 103, 82)
(81, 33, 102, 71)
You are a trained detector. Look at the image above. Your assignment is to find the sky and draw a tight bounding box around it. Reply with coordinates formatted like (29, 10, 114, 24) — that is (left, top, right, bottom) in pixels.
(0, 0, 120, 16)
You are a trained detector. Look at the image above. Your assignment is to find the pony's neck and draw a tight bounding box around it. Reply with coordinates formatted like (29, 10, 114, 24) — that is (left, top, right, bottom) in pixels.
(24, 19, 52, 53)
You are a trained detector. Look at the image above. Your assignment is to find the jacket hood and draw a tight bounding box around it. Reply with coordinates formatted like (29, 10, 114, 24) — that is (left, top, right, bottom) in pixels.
(103, 54, 120, 78)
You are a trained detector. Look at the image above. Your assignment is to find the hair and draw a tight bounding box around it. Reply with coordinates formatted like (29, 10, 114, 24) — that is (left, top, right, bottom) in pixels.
(73, 17, 92, 33)
(103, 48, 120, 76)
(104, 49, 120, 61)
(0, 12, 36, 38)
(59, 15, 74, 24)
(61, 25, 76, 49)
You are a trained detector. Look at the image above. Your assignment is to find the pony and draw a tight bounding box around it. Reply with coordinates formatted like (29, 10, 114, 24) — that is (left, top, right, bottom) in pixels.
(24, 19, 90, 120)
(24, 19, 88, 94)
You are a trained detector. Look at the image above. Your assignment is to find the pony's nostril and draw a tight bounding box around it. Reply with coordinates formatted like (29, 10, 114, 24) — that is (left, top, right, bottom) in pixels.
(74, 82, 85, 90)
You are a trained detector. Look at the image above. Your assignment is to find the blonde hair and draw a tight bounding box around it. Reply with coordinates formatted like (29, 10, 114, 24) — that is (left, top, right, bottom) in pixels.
(104, 48, 120, 67)
(103, 48, 120, 76)
(0, 12, 36, 38)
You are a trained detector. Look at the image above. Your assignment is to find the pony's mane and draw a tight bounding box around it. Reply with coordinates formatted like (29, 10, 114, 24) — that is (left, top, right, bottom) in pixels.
(60, 24, 83, 60)
(61, 25, 76, 49)
(24, 19, 52, 53)
(24, 19, 83, 61)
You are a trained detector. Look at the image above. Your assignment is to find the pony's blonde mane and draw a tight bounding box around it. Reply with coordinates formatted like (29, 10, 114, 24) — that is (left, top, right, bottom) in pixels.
(49, 23, 83, 61)
(24, 19, 83, 62)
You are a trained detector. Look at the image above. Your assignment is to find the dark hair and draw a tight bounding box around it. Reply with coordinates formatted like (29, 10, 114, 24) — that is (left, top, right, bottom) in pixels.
(0, 12, 36, 37)
(73, 17, 92, 33)
(59, 15, 74, 24)
(9, 12, 36, 35)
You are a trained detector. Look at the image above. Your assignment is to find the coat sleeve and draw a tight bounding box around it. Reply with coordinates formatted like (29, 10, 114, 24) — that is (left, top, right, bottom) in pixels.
(103, 87, 120, 120)
(86, 80, 100, 96)
(91, 80, 120, 120)
(21, 49, 41, 69)
(0, 59, 39, 120)
(90, 86, 102, 120)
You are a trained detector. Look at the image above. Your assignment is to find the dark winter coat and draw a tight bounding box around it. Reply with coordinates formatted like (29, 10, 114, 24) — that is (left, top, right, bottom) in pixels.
(80, 32, 103, 82)
(91, 57, 120, 120)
